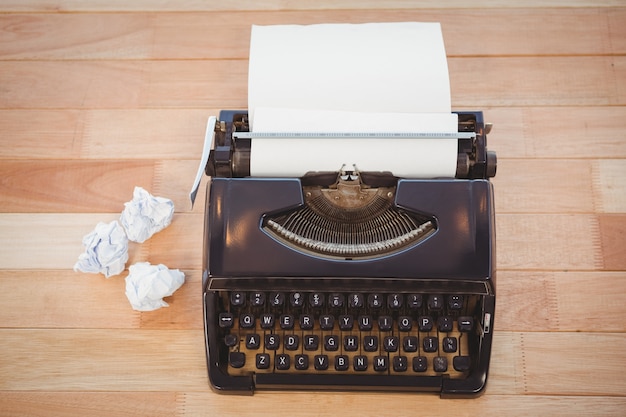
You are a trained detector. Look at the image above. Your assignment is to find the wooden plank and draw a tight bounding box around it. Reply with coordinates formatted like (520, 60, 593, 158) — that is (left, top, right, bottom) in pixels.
(492, 159, 595, 214)
(487, 106, 626, 159)
(522, 332, 626, 396)
(0, 110, 84, 159)
(0, 160, 156, 213)
(598, 214, 626, 270)
(1, 392, 624, 417)
(0, 57, 624, 109)
(593, 159, 626, 213)
(0, 9, 623, 59)
(449, 56, 625, 107)
(0, 270, 202, 330)
(0, 329, 623, 396)
(0, 212, 614, 271)
(182, 392, 626, 417)
(2, 107, 625, 160)
(496, 271, 626, 332)
(496, 213, 603, 271)
(0, 213, 199, 270)
(0, 1, 622, 12)
(0, 392, 178, 417)
(2, 269, 623, 332)
(0, 213, 148, 270)
(0, 108, 211, 160)
(0, 60, 247, 109)
(0, 329, 207, 391)
(80, 109, 208, 159)
(0, 158, 605, 215)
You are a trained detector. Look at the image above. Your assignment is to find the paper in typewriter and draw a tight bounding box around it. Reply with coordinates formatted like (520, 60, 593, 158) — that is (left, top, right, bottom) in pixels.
(248, 22, 459, 178)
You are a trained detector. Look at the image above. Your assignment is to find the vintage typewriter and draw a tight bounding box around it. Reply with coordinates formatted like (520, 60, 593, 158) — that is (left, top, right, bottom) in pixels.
(196, 109, 497, 397)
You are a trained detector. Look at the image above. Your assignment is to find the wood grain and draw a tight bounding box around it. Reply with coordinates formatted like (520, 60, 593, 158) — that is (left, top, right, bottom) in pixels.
(0, 392, 178, 417)
(1, 392, 625, 417)
(0, 57, 624, 110)
(0, 3, 624, 415)
(0, 10, 624, 59)
(0, 0, 623, 12)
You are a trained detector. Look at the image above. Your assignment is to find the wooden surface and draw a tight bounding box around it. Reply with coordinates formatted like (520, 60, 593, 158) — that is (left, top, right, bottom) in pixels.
(1, 1, 625, 416)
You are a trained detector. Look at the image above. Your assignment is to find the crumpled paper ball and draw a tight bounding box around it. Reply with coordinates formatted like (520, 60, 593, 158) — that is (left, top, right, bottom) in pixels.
(73, 220, 129, 278)
(125, 262, 185, 311)
(120, 186, 175, 243)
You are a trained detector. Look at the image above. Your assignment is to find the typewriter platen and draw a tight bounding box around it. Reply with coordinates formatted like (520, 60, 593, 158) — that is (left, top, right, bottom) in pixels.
(199, 110, 497, 397)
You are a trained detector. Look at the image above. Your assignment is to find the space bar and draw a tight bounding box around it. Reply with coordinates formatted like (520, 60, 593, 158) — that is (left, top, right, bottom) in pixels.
(254, 373, 443, 391)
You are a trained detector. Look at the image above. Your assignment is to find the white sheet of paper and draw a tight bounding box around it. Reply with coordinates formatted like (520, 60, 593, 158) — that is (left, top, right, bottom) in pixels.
(125, 262, 185, 311)
(246, 22, 458, 178)
(120, 186, 175, 243)
(73, 220, 129, 278)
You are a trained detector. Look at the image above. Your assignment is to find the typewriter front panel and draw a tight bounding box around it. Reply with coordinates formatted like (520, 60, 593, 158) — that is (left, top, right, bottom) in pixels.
(205, 178, 494, 281)
(203, 177, 495, 397)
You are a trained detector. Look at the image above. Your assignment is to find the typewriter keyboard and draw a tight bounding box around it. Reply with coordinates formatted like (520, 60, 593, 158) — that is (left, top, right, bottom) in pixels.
(215, 290, 481, 377)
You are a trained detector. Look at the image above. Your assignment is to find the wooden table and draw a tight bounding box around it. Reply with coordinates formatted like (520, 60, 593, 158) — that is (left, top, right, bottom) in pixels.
(1, 1, 625, 416)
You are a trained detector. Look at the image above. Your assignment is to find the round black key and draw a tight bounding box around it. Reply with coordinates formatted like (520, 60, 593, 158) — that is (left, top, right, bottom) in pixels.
(398, 316, 412, 332)
(250, 292, 265, 307)
(309, 292, 324, 308)
(290, 292, 304, 307)
(230, 291, 245, 307)
(378, 315, 393, 331)
(387, 293, 403, 309)
(284, 334, 299, 351)
(348, 293, 364, 308)
(324, 335, 339, 351)
(218, 312, 234, 328)
(246, 334, 261, 349)
(433, 356, 448, 373)
(438, 316, 454, 332)
(329, 293, 344, 308)
(295, 354, 309, 370)
(393, 356, 408, 372)
(269, 292, 285, 307)
(240, 313, 255, 328)
(413, 356, 427, 372)
(314, 355, 329, 371)
(453, 356, 472, 372)
(448, 295, 464, 310)
(224, 334, 238, 347)
(319, 315, 334, 330)
(407, 294, 422, 309)
(368, 293, 383, 308)
(428, 294, 444, 311)
(265, 334, 280, 350)
(256, 353, 271, 369)
(229, 352, 245, 368)
(458, 316, 474, 332)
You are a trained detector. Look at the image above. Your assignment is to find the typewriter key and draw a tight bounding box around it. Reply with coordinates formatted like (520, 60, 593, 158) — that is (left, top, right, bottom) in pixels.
(256, 353, 271, 369)
(314, 355, 329, 370)
(269, 292, 285, 307)
(393, 356, 408, 372)
(230, 291, 245, 307)
(413, 356, 427, 372)
(453, 356, 472, 372)
(368, 293, 383, 308)
(229, 352, 245, 369)
(433, 356, 448, 373)
(329, 293, 344, 308)
(250, 292, 265, 307)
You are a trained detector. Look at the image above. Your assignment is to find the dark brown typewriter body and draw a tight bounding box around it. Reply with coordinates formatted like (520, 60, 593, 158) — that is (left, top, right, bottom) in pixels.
(202, 110, 497, 397)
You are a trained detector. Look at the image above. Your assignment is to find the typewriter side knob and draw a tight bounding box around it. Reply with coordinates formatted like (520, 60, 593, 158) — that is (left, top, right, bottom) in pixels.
(486, 150, 497, 178)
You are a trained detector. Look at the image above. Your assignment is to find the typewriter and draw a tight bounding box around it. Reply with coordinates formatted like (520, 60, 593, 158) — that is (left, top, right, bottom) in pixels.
(196, 109, 497, 398)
